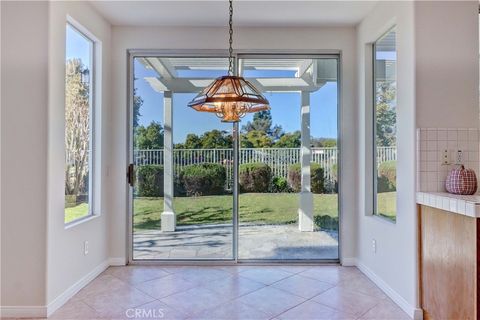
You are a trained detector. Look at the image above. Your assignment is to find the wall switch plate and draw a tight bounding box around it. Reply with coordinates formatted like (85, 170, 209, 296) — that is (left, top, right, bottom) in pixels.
(456, 150, 463, 164)
(442, 149, 449, 165)
(84, 241, 89, 255)
(372, 239, 376, 254)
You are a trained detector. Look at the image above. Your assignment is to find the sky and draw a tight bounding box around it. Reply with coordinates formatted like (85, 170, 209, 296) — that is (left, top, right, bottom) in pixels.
(133, 59, 339, 143)
(66, 24, 92, 68)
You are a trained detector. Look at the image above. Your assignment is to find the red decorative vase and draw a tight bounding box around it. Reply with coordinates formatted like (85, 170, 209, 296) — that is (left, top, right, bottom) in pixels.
(445, 165, 478, 195)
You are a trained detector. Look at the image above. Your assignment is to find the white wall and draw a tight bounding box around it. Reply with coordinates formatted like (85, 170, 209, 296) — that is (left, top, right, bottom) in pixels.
(415, 1, 479, 128)
(109, 26, 358, 263)
(1, 1, 111, 315)
(1, 1, 49, 308)
(356, 1, 418, 317)
(47, 0, 111, 307)
(356, 1, 479, 319)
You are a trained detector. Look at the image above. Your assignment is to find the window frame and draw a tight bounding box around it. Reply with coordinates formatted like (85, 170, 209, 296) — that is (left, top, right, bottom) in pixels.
(372, 26, 397, 222)
(64, 19, 97, 226)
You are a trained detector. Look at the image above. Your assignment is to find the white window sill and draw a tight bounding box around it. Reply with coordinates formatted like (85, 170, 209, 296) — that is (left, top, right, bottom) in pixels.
(65, 214, 100, 230)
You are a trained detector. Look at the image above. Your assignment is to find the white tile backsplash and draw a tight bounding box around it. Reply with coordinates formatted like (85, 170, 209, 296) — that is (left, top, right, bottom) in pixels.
(417, 128, 479, 192)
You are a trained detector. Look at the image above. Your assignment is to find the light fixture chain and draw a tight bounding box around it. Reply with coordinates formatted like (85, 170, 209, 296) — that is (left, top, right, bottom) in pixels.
(228, 0, 233, 75)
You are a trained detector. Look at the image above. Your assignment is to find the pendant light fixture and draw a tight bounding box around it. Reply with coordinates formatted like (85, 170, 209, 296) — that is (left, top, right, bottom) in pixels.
(188, 0, 270, 122)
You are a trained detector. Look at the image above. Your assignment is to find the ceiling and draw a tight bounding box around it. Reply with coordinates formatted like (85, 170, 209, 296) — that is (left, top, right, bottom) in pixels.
(89, 1, 378, 27)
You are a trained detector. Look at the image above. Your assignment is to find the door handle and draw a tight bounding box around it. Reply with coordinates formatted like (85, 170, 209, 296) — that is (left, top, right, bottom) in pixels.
(127, 163, 135, 187)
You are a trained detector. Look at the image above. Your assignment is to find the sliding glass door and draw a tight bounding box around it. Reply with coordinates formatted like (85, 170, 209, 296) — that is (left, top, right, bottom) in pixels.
(237, 56, 339, 260)
(130, 56, 234, 260)
(129, 53, 339, 262)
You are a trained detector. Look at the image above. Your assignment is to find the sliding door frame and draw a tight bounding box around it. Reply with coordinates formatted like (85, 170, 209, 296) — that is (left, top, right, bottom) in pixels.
(127, 49, 342, 265)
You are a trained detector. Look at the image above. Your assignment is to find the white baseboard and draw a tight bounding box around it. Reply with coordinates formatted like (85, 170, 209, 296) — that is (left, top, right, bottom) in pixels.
(0, 305, 47, 318)
(46, 260, 110, 317)
(108, 257, 127, 266)
(356, 260, 423, 320)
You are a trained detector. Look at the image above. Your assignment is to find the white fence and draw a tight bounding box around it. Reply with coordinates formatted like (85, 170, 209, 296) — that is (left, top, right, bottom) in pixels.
(134, 147, 397, 188)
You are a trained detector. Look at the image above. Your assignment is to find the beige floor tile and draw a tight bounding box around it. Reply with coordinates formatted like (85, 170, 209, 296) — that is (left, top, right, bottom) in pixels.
(83, 285, 155, 316)
(299, 266, 360, 285)
(358, 299, 410, 320)
(191, 299, 270, 320)
(199, 274, 265, 299)
(50, 300, 99, 319)
(272, 274, 334, 299)
(174, 267, 233, 285)
(276, 300, 355, 320)
(337, 274, 388, 299)
(235, 286, 305, 317)
(134, 274, 197, 299)
(160, 287, 231, 316)
(104, 266, 171, 284)
(131, 300, 189, 320)
(312, 287, 379, 317)
(74, 274, 129, 300)
(239, 267, 293, 285)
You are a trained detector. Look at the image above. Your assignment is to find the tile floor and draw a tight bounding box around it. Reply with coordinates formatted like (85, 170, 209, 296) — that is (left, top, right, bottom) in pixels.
(45, 265, 409, 320)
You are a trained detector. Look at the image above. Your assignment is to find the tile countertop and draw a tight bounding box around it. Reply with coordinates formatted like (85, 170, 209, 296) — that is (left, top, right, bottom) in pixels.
(417, 192, 480, 218)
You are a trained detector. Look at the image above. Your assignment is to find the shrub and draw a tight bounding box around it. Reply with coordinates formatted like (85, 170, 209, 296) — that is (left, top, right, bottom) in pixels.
(377, 160, 396, 192)
(314, 215, 338, 231)
(239, 163, 272, 193)
(136, 165, 164, 197)
(180, 163, 226, 196)
(288, 163, 325, 193)
(324, 163, 338, 194)
(270, 176, 291, 193)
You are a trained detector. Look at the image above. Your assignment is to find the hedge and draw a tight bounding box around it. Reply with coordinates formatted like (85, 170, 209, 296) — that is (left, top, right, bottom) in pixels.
(287, 163, 325, 193)
(180, 163, 226, 196)
(136, 165, 164, 197)
(239, 163, 272, 193)
(377, 160, 396, 192)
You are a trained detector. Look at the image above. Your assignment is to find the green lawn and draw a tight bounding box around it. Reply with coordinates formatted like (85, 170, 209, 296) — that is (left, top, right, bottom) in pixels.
(64, 203, 89, 224)
(65, 192, 396, 227)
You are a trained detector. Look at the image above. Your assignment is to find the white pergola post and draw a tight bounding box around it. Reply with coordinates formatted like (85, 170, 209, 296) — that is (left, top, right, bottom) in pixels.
(161, 91, 176, 232)
(299, 91, 314, 232)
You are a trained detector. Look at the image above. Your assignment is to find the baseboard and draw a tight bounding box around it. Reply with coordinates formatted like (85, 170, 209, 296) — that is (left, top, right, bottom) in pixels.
(356, 260, 423, 320)
(108, 257, 127, 266)
(341, 257, 357, 266)
(0, 305, 47, 318)
(46, 260, 109, 317)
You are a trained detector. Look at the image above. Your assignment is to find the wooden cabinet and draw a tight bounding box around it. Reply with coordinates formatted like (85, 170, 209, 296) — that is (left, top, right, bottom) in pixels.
(419, 205, 479, 320)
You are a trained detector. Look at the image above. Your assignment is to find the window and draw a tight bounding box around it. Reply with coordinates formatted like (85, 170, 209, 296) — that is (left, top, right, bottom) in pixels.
(373, 28, 397, 222)
(64, 23, 94, 224)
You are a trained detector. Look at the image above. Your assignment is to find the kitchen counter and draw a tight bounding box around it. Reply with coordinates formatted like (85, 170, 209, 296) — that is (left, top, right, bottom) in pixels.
(416, 191, 480, 218)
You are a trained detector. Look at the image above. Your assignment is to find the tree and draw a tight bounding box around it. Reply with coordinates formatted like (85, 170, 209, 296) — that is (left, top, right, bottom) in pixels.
(274, 131, 301, 148)
(311, 137, 337, 148)
(135, 121, 164, 149)
(375, 81, 397, 147)
(241, 110, 284, 141)
(242, 110, 272, 133)
(65, 58, 90, 196)
(133, 87, 143, 129)
(200, 130, 232, 149)
(241, 130, 273, 148)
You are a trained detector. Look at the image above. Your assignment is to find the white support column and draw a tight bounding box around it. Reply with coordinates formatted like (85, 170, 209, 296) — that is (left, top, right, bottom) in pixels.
(161, 91, 176, 232)
(299, 91, 314, 232)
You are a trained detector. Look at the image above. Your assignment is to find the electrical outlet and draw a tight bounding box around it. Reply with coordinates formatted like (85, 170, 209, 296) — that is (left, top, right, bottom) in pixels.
(442, 149, 449, 165)
(456, 150, 463, 164)
(372, 239, 376, 254)
(84, 241, 89, 255)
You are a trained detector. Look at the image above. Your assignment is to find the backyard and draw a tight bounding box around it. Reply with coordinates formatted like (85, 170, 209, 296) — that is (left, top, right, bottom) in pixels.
(65, 192, 396, 227)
